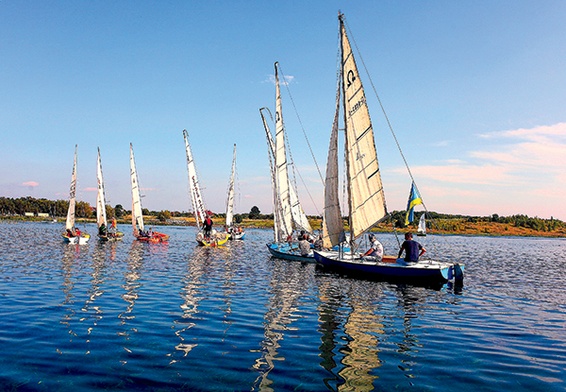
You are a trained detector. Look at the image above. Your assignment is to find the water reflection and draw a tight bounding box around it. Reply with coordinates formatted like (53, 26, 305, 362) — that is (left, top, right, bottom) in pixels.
(78, 242, 107, 350)
(317, 277, 383, 391)
(59, 244, 82, 337)
(252, 259, 313, 391)
(118, 241, 144, 342)
(172, 246, 209, 358)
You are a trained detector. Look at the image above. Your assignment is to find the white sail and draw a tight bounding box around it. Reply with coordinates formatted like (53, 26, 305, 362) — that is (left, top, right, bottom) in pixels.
(183, 129, 207, 228)
(65, 145, 78, 231)
(96, 147, 108, 230)
(322, 86, 344, 249)
(340, 15, 387, 240)
(418, 213, 426, 235)
(261, 108, 285, 243)
(289, 177, 312, 233)
(274, 62, 294, 238)
(129, 143, 144, 236)
(225, 144, 237, 228)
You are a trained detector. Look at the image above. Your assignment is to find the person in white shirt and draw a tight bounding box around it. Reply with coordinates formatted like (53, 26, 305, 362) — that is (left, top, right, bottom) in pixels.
(362, 234, 383, 261)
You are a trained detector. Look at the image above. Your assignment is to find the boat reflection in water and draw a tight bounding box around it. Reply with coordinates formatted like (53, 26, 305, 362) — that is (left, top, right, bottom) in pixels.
(172, 246, 208, 358)
(118, 241, 144, 345)
(317, 276, 382, 391)
(251, 259, 313, 390)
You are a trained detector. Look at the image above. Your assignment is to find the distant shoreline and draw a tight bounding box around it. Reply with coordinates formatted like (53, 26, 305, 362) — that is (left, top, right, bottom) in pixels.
(3, 215, 565, 238)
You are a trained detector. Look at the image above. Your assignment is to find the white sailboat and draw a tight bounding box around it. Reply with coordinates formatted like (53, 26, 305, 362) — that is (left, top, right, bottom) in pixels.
(260, 62, 314, 261)
(62, 145, 90, 244)
(96, 147, 123, 241)
(417, 214, 427, 237)
(129, 143, 169, 243)
(313, 13, 463, 283)
(225, 144, 245, 240)
(183, 129, 228, 247)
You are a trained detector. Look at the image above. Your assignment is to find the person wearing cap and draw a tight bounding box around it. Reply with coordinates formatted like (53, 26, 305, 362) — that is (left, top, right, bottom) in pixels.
(362, 233, 383, 261)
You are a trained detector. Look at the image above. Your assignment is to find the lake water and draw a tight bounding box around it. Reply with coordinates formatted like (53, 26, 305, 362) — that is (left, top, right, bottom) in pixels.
(0, 221, 565, 391)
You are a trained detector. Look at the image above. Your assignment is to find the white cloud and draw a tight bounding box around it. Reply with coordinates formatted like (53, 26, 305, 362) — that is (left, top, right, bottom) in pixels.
(391, 123, 566, 219)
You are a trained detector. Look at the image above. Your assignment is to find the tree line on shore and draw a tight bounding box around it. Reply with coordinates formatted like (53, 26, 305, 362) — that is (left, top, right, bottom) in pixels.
(1, 196, 565, 234)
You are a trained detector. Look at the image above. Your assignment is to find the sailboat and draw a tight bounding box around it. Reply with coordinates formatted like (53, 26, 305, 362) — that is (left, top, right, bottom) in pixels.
(225, 144, 245, 240)
(129, 143, 169, 243)
(313, 13, 463, 283)
(183, 129, 229, 247)
(96, 147, 124, 241)
(61, 145, 90, 244)
(417, 214, 427, 237)
(260, 62, 314, 262)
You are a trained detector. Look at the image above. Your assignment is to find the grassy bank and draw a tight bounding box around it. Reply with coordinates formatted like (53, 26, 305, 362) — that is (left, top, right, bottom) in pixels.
(10, 215, 564, 238)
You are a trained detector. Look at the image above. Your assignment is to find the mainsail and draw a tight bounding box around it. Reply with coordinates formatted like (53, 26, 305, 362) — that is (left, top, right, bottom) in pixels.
(274, 62, 294, 238)
(261, 63, 313, 244)
(322, 85, 344, 248)
(183, 129, 207, 228)
(261, 108, 286, 243)
(129, 143, 144, 236)
(65, 145, 78, 231)
(340, 14, 387, 240)
(225, 144, 237, 228)
(96, 147, 108, 231)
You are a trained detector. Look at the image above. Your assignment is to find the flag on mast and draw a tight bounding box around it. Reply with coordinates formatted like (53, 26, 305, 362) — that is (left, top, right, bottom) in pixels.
(405, 182, 423, 225)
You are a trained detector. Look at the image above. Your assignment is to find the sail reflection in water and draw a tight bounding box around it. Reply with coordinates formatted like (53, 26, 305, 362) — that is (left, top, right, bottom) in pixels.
(317, 277, 382, 391)
(118, 241, 144, 341)
(172, 247, 208, 357)
(252, 260, 315, 391)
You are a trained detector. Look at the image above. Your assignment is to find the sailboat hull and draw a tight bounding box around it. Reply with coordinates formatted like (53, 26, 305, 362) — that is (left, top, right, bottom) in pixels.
(196, 231, 229, 247)
(267, 243, 315, 262)
(314, 250, 463, 283)
(98, 232, 124, 242)
(229, 232, 246, 240)
(62, 234, 90, 245)
(136, 232, 169, 243)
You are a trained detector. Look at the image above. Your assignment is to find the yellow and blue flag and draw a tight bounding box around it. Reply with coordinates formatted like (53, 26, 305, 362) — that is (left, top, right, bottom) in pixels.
(405, 182, 422, 225)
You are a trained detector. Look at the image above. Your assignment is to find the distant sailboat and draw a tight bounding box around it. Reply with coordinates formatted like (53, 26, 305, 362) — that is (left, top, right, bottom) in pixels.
(225, 144, 245, 240)
(260, 62, 314, 261)
(183, 129, 228, 247)
(61, 145, 90, 245)
(313, 13, 463, 283)
(417, 214, 427, 237)
(96, 147, 124, 241)
(129, 143, 169, 243)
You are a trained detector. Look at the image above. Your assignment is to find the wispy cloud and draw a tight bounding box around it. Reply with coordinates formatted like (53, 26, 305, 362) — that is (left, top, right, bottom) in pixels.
(22, 181, 39, 188)
(396, 123, 566, 219)
(265, 74, 295, 86)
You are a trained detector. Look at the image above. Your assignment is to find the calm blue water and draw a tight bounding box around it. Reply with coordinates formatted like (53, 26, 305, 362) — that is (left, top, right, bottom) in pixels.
(0, 221, 565, 391)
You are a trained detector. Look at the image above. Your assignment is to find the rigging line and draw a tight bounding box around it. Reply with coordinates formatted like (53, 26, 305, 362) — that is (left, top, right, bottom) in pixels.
(277, 63, 324, 185)
(342, 16, 430, 215)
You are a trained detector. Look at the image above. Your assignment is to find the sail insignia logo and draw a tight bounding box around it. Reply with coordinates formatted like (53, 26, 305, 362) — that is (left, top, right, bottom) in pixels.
(348, 97, 366, 117)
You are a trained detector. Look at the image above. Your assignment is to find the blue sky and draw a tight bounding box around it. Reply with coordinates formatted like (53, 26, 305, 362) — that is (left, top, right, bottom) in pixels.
(2, 1, 565, 220)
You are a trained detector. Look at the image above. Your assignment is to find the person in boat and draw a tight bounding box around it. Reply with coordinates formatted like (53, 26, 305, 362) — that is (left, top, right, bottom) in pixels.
(99, 223, 107, 236)
(313, 235, 323, 251)
(202, 215, 213, 240)
(66, 228, 74, 237)
(398, 232, 426, 262)
(362, 234, 383, 261)
(75, 227, 81, 237)
(298, 233, 311, 257)
(110, 217, 117, 233)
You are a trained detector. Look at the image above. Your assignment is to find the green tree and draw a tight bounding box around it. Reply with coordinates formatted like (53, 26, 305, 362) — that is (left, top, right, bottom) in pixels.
(157, 210, 171, 222)
(249, 206, 261, 219)
(114, 204, 125, 218)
